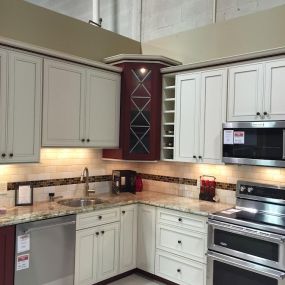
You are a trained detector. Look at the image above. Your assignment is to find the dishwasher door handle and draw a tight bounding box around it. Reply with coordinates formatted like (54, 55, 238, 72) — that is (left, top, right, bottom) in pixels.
(24, 220, 76, 234)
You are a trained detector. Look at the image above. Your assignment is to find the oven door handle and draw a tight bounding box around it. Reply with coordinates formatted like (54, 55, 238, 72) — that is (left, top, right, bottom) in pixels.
(283, 129, 285, 159)
(207, 251, 285, 280)
(208, 220, 285, 244)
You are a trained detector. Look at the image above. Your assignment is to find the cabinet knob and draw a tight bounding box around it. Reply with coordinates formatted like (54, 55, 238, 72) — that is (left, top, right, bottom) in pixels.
(9, 153, 13, 158)
(98, 215, 102, 220)
(96, 232, 99, 236)
(256, 112, 261, 116)
(177, 269, 181, 273)
(198, 156, 202, 159)
(264, 111, 268, 116)
(1, 153, 6, 158)
(81, 139, 85, 142)
(178, 240, 182, 244)
(101, 231, 105, 235)
(122, 210, 125, 214)
(193, 155, 197, 159)
(87, 139, 90, 142)
(178, 218, 182, 222)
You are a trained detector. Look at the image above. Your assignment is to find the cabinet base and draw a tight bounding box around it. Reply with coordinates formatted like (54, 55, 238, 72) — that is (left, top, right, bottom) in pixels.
(93, 268, 179, 285)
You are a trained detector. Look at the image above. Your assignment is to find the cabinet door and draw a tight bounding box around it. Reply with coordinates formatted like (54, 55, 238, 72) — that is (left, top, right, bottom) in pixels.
(86, 69, 120, 148)
(199, 69, 227, 164)
(227, 63, 263, 121)
(0, 226, 15, 285)
(119, 205, 137, 273)
(97, 222, 120, 282)
(0, 49, 7, 163)
(264, 59, 285, 120)
(74, 228, 98, 285)
(174, 73, 200, 162)
(6, 52, 42, 163)
(42, 59, 85, 147)
(137, 204, 156, 274)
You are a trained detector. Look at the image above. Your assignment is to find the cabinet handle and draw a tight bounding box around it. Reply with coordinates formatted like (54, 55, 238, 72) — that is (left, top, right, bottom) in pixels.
(264, 111, 268, 116)
(81, 139, 85, 142)
(9, 153, 13, 158)
(177, 269, 181, 273)
(98, 215, 102, 220)
(1, 153, 6, 158)
(96, 232, 99, 236)
(122, 210, 125, 214)
(198, 156, 202, 159)
(101, 231, 105, 235)
(178, 218, 182, 222)
(256, 112, 261, 116)
(193, 155, 197, 159)
(178, 240, 182, 244)
(87, 139, 90, 142)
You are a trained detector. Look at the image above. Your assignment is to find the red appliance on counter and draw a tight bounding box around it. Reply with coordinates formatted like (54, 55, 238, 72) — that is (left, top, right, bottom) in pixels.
(199, 175, 216, 202)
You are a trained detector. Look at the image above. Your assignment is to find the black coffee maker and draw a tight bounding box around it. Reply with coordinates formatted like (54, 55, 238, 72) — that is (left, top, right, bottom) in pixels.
(112, 170, 137, 194)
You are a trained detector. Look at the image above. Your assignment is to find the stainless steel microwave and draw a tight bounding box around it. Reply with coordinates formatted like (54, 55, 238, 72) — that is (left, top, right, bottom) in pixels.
(222, 121, 285, 167)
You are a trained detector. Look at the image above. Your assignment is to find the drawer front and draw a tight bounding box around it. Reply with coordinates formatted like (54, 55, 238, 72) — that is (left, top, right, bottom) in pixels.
(77, 208, 120, 230)
(157, 208, 207, 233)
(155, 250, 206, 285)
(157, 224, 207, 263)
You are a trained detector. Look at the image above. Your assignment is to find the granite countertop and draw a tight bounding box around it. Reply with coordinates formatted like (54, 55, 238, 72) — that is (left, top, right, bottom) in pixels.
(0, 191, 233, 227)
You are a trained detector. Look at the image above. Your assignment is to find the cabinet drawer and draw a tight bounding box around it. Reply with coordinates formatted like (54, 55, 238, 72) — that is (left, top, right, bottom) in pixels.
(157, 224, 207, 263)
(157, 208, 207, 233)
(155, 250, 206, 285)
(77, 208, 120, 230)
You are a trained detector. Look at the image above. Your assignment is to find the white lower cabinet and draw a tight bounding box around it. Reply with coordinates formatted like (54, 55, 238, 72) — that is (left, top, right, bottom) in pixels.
(75, 205, 208, 285)
(155, 250, 206, 285)
(75, 211, 120, 285)
(97, 223, 120, 282)
(137, 204, 156, 274)
(155, 208, 207, 285)
(119, 205, 137, 273)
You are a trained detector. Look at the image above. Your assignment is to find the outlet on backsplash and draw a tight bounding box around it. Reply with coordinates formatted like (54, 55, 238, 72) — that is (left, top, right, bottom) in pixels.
(0, 182, 7, 195)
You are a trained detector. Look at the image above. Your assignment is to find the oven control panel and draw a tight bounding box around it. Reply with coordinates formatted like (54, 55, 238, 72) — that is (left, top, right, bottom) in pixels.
(237, 181, 285, 201)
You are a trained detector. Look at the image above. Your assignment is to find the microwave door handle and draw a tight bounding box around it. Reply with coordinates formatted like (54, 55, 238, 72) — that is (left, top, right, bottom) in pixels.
(207, 251, 285, 280)
(208, 220, 285, 244)
(283, 130, 285, 159)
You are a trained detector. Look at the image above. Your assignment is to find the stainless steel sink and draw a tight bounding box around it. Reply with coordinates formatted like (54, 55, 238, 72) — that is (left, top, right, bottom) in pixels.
(57, 197, 104, 207)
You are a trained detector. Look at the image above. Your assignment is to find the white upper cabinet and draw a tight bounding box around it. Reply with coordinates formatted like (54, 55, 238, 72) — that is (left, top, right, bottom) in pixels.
(199, 69, 227, 164)
(42, 59, 121, 148)
(42, 59, 86, 147)
(86, 69, 120, 148)
(227, 63, 264, 121)
(0, 49, 8, 160)
(175, 73, 200, 162)
(0, 49, 42, 164)
(174, 69, 227, 164)
(264, 59, 285, 121)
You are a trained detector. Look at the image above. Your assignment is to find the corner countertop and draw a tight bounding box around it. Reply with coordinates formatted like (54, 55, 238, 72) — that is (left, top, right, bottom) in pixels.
(0, 191, 233, 227)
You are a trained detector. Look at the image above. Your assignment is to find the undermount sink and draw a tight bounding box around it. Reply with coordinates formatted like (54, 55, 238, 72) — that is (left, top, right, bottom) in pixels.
(57, 197, 104, 207)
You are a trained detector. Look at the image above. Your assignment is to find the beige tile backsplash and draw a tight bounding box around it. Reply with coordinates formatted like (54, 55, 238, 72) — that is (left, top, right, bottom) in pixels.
(0, 148, 284, 208)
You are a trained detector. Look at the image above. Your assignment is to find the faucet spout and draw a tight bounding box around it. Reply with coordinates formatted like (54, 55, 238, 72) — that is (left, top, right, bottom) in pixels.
(81, 167, 96, 197)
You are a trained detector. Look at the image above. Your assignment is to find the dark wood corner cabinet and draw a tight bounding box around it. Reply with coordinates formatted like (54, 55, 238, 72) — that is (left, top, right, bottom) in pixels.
(0, 226, 15, 285)
(103, 55, 180, 161)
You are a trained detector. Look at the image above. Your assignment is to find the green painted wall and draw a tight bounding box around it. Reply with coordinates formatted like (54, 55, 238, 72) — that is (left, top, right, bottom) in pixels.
(142, 5, 285, 64)
(0, 0, 141, 62)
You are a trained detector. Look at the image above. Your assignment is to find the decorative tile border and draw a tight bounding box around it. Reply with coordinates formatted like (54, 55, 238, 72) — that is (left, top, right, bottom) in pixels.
(7, 175, 112, 191)
(7, 173, 236, 192)
(139, 173, 236, 191)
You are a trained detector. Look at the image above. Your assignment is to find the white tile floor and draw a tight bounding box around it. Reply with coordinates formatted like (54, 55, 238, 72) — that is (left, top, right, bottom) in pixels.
(108, 274, 165, 285)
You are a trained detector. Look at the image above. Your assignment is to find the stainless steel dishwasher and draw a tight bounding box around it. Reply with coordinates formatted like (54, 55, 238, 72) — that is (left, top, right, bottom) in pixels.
(15, 215, 76, 285)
